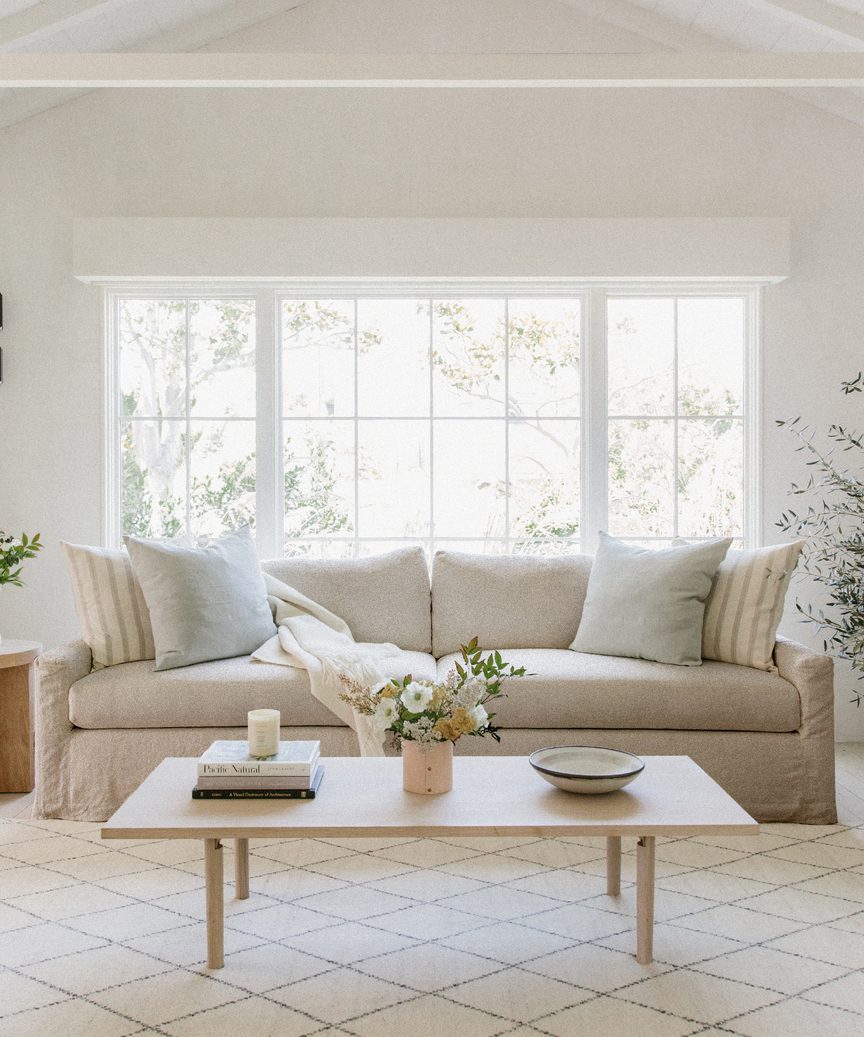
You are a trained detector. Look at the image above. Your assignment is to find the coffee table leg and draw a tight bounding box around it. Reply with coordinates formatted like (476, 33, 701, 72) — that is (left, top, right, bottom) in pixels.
(235, 838, 249, 900)
(636, 836, 655, 964)
(606, 836, 621, 896)
(204, 838, 224, 969)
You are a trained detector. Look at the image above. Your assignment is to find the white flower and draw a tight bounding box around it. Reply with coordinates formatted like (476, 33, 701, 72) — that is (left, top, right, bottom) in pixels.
(372, 697, 399, 731)
(403, 717, 437, 744)
(468, 705, 489, 731)
(456, 678, 484, 710)
(400, 681, 433, 714)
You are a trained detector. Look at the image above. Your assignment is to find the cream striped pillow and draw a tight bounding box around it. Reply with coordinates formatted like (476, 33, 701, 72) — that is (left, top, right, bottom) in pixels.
(700, 541, 805, 671)
(62, 542, 155, 669)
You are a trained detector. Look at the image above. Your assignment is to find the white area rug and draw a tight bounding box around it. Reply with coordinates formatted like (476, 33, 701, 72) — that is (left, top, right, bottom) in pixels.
(0, 818, 863, 1036)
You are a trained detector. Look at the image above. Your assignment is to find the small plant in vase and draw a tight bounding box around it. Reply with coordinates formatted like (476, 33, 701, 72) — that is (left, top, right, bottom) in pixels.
(340, 637, 526, 794)
(0, 530, 43, 643)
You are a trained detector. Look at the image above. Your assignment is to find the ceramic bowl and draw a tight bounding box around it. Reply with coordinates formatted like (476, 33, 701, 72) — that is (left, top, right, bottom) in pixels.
(529, 745, 645, 794)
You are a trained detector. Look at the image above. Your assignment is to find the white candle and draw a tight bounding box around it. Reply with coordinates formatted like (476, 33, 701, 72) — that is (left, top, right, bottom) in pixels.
(248, 708, 280, 758)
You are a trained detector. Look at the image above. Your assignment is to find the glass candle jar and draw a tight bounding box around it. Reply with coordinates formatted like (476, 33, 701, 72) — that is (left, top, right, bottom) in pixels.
(247, 708, 280, 758)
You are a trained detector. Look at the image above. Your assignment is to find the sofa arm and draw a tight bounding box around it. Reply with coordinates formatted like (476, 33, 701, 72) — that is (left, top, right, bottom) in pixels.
(773, 636, 836, 823)
(33, 640, 92, 818)
(774, 636, 834, 735)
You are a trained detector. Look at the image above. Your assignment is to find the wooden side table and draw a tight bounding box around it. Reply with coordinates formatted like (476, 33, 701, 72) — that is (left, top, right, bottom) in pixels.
(0, 640, 42, 793)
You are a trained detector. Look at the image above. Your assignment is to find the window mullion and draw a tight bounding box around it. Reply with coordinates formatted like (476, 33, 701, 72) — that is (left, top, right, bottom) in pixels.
(504, 296, 510, 551)
(428, 298, 435, 557)
(103, 291, 120, 547)
(184, 299, 192, 537)
(255, 290, 279, 559)
(354, 299, 360, 559)
(744, 287, 761, 547)
(584, 287, 608, 552)
(673, 297, 680, 540)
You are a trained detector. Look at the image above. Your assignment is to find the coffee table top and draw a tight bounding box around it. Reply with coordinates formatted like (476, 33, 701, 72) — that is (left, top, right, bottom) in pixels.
(102, 756, 758, 841)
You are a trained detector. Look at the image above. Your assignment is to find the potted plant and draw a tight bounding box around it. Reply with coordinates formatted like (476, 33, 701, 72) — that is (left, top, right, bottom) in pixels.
(340, 638, 526, 793)
(777, 372, 863, 704)
(0, 530, 43, 642)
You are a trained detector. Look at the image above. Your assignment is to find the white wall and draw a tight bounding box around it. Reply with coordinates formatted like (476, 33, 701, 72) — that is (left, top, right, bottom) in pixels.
(1, 0, 862, 737)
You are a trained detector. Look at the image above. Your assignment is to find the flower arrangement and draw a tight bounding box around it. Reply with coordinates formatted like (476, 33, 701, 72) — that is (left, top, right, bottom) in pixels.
(340, 637, 526, 747)
(0, 531, 42, 587)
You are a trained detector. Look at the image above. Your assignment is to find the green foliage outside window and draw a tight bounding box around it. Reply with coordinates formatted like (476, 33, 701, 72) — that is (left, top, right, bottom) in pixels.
(119, 295, 744, 554)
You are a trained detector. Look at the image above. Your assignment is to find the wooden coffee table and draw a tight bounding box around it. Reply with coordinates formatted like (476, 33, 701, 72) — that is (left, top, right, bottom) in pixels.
(102, 755, 757, 969)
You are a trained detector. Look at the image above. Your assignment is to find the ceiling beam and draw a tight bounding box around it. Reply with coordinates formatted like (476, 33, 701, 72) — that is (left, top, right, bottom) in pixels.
(0, 0, 113, 48)
(0, 0, 316, 131)
(742, 0, 864, 48)
(2, 51, 864, 88)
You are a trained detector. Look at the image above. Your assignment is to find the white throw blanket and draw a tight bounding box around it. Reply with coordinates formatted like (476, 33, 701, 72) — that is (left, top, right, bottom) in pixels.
(251, 572, 401, 756)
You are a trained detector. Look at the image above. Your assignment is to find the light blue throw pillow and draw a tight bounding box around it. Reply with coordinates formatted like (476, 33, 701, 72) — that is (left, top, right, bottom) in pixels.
(570, 533, 732, 666)
(125, 528, 276, 671)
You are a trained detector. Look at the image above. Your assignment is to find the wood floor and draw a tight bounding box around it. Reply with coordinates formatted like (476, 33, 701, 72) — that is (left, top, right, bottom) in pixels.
(3, 744, 864, 823)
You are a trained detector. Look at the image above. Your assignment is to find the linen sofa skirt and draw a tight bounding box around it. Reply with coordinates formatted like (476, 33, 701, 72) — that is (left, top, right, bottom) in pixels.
(35, 724, 835, 824)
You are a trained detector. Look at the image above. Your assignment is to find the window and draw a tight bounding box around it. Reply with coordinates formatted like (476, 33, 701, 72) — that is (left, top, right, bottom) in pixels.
(115, 297, 257, 540)
(108, 286, 756, 557)
(606, 295, 747, 547)
(280, 296, 581, 557)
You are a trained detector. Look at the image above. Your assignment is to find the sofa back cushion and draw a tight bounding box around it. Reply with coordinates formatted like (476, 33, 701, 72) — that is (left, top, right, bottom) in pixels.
(62, 542, 155, 669)
(262, 547, 431, 652)
(571, 533, 731, 667)
(126, 528, 277, 671)
(431, 551, 593, 657)
(699, 541, 804, 672)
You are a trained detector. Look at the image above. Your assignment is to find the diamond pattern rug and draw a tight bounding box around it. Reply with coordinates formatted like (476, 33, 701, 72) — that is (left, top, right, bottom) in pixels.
(0, 817, 862, 1036)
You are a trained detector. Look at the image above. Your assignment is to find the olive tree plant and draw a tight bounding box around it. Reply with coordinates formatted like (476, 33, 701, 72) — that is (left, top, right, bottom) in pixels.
(777, 373, 864, 705)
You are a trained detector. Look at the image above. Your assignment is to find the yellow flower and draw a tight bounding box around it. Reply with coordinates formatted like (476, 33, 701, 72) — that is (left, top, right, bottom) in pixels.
(451, 707, 476, 737)
(379, 683, 401, 699)
(429, 686, 449, 710)
(434, 717, 457, 741)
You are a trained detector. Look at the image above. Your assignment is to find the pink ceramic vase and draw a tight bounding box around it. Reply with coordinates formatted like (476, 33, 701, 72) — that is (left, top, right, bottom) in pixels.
(402, 740, 453, 794)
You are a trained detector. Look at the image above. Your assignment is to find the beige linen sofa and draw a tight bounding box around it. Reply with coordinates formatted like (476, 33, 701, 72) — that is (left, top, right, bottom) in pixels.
(34, 548, 836, 823)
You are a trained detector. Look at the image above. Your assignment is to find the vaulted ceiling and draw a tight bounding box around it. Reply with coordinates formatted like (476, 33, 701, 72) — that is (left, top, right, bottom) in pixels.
(0, 0, 862, 129)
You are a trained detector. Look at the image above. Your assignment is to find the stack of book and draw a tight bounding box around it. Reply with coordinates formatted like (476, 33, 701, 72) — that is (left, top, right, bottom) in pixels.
(192, 740, 323, 800)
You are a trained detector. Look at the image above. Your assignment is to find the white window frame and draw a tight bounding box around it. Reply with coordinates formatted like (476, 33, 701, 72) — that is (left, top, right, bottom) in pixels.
(104, 281, 761, 557)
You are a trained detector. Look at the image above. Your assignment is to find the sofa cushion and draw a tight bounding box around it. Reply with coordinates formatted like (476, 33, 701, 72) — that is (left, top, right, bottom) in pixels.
(263, 548, 431, 653)
(571, 534, 731, 667)
(61, 542, 155, 669)
(126, 528, 276, 671)
(69, 650, 437, 730)
(699, 541, 805, 672)
(435, 649, 801, 733)
(431, 552, 593, 658)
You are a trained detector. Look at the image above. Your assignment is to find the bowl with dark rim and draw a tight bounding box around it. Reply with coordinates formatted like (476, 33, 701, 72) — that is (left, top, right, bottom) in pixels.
(529, 746, 645, 794)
